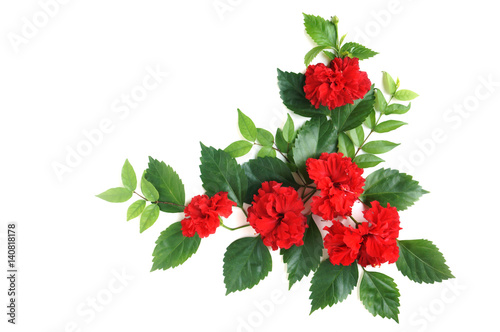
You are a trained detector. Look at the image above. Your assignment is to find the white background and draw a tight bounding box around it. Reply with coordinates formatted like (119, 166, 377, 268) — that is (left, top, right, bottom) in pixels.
(1, 0, 499, 331)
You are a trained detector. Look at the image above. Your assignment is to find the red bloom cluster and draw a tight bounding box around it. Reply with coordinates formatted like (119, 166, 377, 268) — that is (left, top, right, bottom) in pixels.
(181, 192, 236, 238)
(303, 57, 371, 110)
(247, 181, 307, 250)
(307, 152, 365, 219)
(323, 201, 401, 267)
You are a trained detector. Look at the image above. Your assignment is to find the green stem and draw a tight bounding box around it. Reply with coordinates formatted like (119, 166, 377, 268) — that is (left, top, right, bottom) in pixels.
(220, 217, 251, 231)
(133, 191, 186, 208)
(349, 215, 361, 225)
(303, 189, 317, 204)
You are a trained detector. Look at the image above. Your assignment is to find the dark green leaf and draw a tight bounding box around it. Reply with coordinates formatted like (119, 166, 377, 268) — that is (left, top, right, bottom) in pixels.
(121, 159, 137, 191)
(292, 116, 337, 175)
(394, 89, 419, 101)
(140, 204, 160, 233)
(223, 236, 272, 295)
(347, 125, 364, 147)
(257, 146, 276, 158)
(374, 88, 387, 113)
(141, 173, 159, 202)
(127, 200, 146, 221)
(352, 154, 384, 168)
(224, 140, 254, 158)
(199, 143, 248, 207)
(360, 168, 429, 210)
(257, 128, 274, 147)
(145, 157, 185, 213)
(397, 239, 454, 284)
(281, 216, 323, 289)
(338, 132, 355, 158)
(151, 222, 201, 271)
(283, 114, 296, 143)
(364, 109, 376, 130)
(340, 42, 378, 60)
(360, 271, 400, 322)
(309, 261, 359, 314)
(303, 13, 337, 47)
(96, 187, 133, 203)
(277, 69, 330, 117)
(361, 140, 399, 154)
(242, 157, 298, 203)
(237, 109, 257, 141)
(331, 86, 375, 131)
(374, 120, 407, 133)
(385, 103, 411, 115)
(305, 45, 328, 66)
(382, 71, 397, 95)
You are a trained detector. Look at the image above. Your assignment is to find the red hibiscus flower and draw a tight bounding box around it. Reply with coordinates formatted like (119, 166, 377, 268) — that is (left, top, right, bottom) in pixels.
(181, 192, 236, 238)
(307, 152, 365, 219)
(323, 220, 363, 266)
(303, 57, 371, 110)
(357, 201, 401, 267)
(247, 181, 307, 250)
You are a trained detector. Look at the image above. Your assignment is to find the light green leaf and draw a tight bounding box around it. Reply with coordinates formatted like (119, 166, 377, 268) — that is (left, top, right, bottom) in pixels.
(364, 109, 376, 130)
(382, 71, 397, 95)
(256, 128, 274, 147)
(96, 187, 133, 203)
(374, 120, 407, 133)
(237, 109, 257, 141)
(121, 159, 137, 191)
(303, 13, 337, 47)
(397, 239, 454, 284)
(394, 89, 419, 101)
(257, 146, 276, 158)
(347, 125, 364, 147)
(360, 271, 400, 322)
(151, 222, 201, 271)
(127, 200, 146, 221)
(140, 204, 160, 233)
(340, 42, 378, 60)
(141, 173, 159, 202)
(305, 45, 328, 66)
(362, 140, 399, 154)
(338, 132, 355, 158)
(323, 50, 335, 60)
(283, 114, 296, 143)
(225, 140, 254, 158)
(275, 128, 291, 154)
(352, 154, 384, 168)
(374, 89, 387, 113)
(145, 158, 185, 213)
(385, 103, 411, 115)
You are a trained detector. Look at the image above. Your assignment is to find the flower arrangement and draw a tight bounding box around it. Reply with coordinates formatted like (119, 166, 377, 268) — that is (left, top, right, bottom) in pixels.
(97, 14, 453, 322)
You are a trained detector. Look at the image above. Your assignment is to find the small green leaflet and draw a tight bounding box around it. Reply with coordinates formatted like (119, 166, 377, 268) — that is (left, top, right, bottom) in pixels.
(96, 187, 133, 203)
(225, 140, 253, 158)
(382, 71, 397, 95)
(361, 140, 399, 154)
(374, 120, 407, 133)
(127, 199, 146, 221)
(364, 109, 376, 130)
(374, 88, 387, 113)
(237, 109, 257, 141)
(309, 261, 359, 314)
(121, 159, 137, 191)
(281, 216, 323, 289)
(275, 128, 291, 154)
(199, 143, 248, 207)
(223, 236, 272, 295)
(331, 86, 375, 131)
(141, 173, 159, 202)
(397, 239, 454, 283)
(140, 204, 160, 233)
(145, 157, 185, 213)
(394, 89, 419, 101)
(256, 128, 274, 147)
(303, 13, 337, 48)
(338, 132, 355, 158)
(359, 270, 400, 322)
(347, 125, 364, 147)
(385, 103, 411, 115)
(282, 114, 296, 143)
(340, 42, 378, 60)
(360, 168, 428, 211)
(257, 146, 276, 158)
(305, 45, 327, 66)
(353, 154, 384, 169)
(151, 222, 201, 271)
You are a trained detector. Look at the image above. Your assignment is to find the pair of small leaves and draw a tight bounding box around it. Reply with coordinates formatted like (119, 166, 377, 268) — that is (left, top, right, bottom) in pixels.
(96, 159, 136, 203)
(375, 88, 413, 115)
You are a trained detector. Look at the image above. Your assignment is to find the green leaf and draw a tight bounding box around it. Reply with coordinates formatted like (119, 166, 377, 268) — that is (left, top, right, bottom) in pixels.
(275, 128, 290, 154)
(283, 114, 296, 143)
(199, 143, 248, 207)
(151, 222, 201, 271)
(338, 132, 355, 158)
(305, 45, 327, 66)
(224, 140, 253, 158)
(145, 158, 185, 213)
(242, 157, 297, 203)
(340, 42, 378, 60)
(277, 69, 330, 117)
(385, 103, 411, 115)
(223, 236, 272, 295)
(382, 71, 397, 95)
(397, 239, 454, 284)
(237, 109, 257, 141)
(331, 85, 375, 131)
(374, 89, 387, 113)
(360, 271, 400, 322)
(374, 120, 407, 133)
(309, 261, 359, 314)
(394, 89, 419, 101)
(257, 146, 276, 158)
(121, 159, 137, 191)
(364, 109, 376, 130)
(141, 173, 159, 202)
(256, 128, 274, 147)
(96, 187, 133, 203)
(126, 200, 146, 221)
(140, 204, 160, 233)
(281, 216, 323, 289)
(360, 168, 429, 210)
(303, 13, 337, 47)
(323, 50, 335, 60)
(362, 140, 399, 154)
(352, 154, 384, 168)
(292, 116, 337, 176)
(347, 125, 364, 147)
